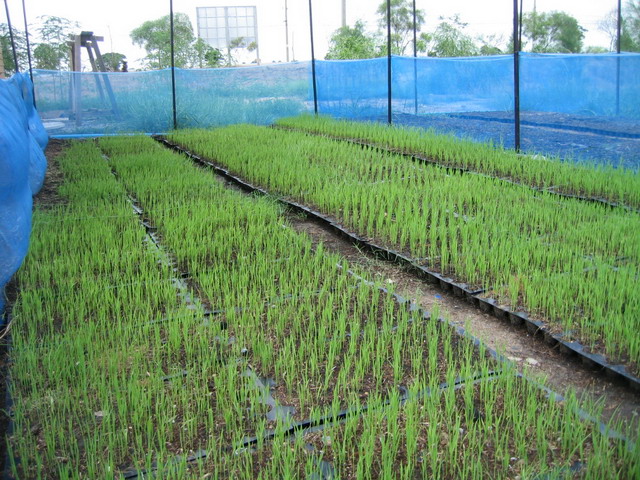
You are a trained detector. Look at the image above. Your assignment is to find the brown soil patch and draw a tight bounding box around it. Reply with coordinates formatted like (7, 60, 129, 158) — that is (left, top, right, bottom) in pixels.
(34, 139, 68, 208)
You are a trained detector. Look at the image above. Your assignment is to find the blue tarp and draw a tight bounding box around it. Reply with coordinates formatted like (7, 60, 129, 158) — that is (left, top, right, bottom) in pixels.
(0, 73, 48, 316)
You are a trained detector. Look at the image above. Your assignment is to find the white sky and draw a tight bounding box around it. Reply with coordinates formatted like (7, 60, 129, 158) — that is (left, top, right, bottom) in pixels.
(4, 0, 620, 69)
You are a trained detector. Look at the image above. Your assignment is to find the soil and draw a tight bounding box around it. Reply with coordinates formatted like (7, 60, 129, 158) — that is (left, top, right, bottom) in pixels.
(34, 139, 68, 208)
(284, 211, 640, 430)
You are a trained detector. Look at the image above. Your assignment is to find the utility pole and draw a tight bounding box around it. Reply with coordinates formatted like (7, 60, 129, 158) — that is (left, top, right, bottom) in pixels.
(341, 0, 346, 27)
(284, 0, 290, 62)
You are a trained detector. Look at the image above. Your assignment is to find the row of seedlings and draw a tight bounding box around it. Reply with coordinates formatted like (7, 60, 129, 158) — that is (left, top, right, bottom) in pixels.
(102, 135, 640, 478)
(276, 114, 640, 210)
(7, 137, 637, 478)
(98, 137, 505, 476)
(7, 141, 269, 478)
(166, 125, 640, 382)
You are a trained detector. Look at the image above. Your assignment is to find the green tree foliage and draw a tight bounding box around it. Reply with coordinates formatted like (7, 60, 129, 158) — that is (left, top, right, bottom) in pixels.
(0, 24, 28, 74)
(598, 1, 640, 52)
(130, 13, 223, 70)
(33, 16, 78, 70)
(131, 13, 194, 69)
(420, 16, 480, 57)
(325, 20, 379, 60)
(102, 52, 127, 71)
(193, 38, 223, 68)
(376, 0, 425, 55)
(226, 36, 258, 66)
(521, 11, 585, 53)
(622, 0, 640, 51)
(583, 46, 609, 54)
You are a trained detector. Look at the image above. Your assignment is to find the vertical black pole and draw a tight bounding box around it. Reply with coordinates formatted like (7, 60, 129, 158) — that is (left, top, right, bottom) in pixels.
(3, 0, 19, 73)
(308, 0, 318, 115)
(518, 0, 524, 52)
(513, 0, 520, 152)
(169, 0, 178, 130)
(387, 0, 392, 124)
(21, 0, 34, 104)
(412, 0, 417, 115)
(616, 0, 621, 115)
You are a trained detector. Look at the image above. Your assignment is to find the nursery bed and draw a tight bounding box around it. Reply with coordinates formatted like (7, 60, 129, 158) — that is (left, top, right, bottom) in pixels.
(4, 136, 638, 478)
(276, 115, 640, 210)
(373, 111, 640, 170)
(163, 126, 640, 385)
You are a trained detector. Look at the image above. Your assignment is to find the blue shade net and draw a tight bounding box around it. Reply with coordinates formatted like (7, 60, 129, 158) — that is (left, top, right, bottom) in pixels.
(315, 53, 640, 168)
(34, 53, 640, 167)
(34, 62, 310, 136)
(1, 73, 48, 316)
(519, 53, 640, 169)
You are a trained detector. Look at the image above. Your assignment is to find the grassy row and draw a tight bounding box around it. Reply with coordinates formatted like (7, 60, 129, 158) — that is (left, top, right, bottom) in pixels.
(99, 136, 488, 420)
(276, 114, 640, 209)
(7, 136, 638, 478)
(167, 125, 640, 372)
(8, 142, 264, 478)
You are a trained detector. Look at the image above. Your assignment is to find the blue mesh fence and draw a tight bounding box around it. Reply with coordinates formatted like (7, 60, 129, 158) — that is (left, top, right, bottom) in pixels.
(35, 62, 310, 136)
(175, 62, 310, 128)
(34, 53, 640, 167)
(34, 69, 174, 135)
(518, 52, 640, 168)
(315, 58, 387, 119)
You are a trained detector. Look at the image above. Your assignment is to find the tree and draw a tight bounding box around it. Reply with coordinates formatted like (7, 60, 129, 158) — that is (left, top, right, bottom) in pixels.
(376, 0, 425, 55)
(598, 8, 619, 51)
(326, 20, 379, 60)
(583, 46, 608, 53)
(521, 11, 585, 53)
(622, 0, 640, 51)
(33, 15, 78, 70)
(420, 16, 480, 57)
(131, 13, 224, 69)
(102, 52, 127, 71)
(225, 36, 258, 66)
(131, 13, 194, 69)
(599, 2, 640, 52)
(192, 38, 223, 68)
(0, 24, 28, 74)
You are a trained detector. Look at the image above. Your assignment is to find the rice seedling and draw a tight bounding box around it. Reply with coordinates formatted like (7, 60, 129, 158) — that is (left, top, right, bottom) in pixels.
(7, 135, 637, 478)
(167, 125, 640, 373)
(276, 114, 640, 210)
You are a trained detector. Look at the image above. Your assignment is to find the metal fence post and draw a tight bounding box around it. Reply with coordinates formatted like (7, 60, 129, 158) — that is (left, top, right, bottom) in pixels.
(308, 0, 318, 115)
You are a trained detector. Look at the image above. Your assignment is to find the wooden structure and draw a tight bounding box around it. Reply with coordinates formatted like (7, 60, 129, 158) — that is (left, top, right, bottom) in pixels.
(68, 31, 119, 124)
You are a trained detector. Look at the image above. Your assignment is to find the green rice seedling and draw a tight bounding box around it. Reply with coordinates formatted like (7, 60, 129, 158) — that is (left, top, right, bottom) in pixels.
(168, 125, 640, 371)
(277, 114, 640, 209)
(10, 134, 637, 478)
